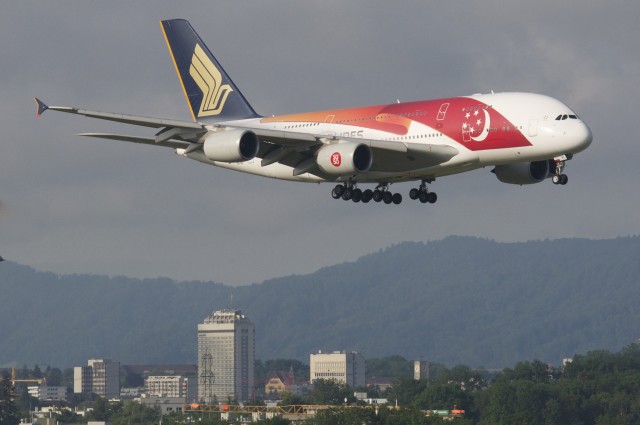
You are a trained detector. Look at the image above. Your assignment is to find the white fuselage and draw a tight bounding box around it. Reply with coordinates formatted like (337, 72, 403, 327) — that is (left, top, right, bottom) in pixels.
(184, 92, 592, 184)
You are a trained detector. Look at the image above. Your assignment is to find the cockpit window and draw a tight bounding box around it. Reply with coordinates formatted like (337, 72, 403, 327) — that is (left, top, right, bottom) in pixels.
(555, 114, 579, 120)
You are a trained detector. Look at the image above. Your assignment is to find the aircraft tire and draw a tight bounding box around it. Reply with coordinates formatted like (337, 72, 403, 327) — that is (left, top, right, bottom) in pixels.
(332, 185, 344, 199)
(383, 192, 393, 204)
(392, 193, 402, 205)
(352, 189, 362, 202)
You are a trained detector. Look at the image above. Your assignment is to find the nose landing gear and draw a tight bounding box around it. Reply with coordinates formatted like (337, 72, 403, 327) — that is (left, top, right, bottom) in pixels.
(551, 158, 569, 185)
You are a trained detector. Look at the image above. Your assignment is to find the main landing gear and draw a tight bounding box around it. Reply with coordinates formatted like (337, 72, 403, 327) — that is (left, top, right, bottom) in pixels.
(330, 180, 438, 205)
(551, 158, 569, 185)
(331, 182, 402, 205)
(408, 179, 437, 204)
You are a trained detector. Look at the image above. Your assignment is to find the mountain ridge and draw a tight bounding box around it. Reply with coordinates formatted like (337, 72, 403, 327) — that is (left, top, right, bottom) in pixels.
(1, 235, 638, 368)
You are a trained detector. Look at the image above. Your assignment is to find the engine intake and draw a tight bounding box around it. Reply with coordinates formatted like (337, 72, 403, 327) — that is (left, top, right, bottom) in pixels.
(316, 143, 373, 175)
(202, 129, 259, 162)
(493, 160, 550, 185)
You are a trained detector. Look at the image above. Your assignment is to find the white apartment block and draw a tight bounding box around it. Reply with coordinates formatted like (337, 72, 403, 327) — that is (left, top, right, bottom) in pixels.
(27, 385, 68, 402)
(310, 350, 366, 388)
(145, 376, 195, 401)
(197, 310, 255, 403)
(74, 359, 120, 399)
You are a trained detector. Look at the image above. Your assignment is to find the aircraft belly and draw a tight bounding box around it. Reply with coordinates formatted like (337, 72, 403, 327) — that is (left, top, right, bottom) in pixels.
(186, 152, 323, 182)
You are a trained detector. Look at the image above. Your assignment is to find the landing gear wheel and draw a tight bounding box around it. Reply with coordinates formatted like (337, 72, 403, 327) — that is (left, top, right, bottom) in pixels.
(409, 188, 419, 200)
(352, 188, 363, 202)
(342, 188, 353, 200)
(392, 193, 402, 205)
(427, 192, 437, 204)
(383, 191, 393, 204)
(372, 190, 383, 202)
(419, 192, 428, 203)
(552, 175, 561, 185)
(362, 189, 373, 203)
(560, 174, 568, 185)
(332, 185, 344, 199)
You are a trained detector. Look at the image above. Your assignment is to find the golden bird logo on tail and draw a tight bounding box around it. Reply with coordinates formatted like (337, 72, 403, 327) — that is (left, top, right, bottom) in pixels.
(189, 44, 233, 117)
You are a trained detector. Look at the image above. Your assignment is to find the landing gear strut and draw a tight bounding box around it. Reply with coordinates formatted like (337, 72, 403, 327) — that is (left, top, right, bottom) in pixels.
(551, 158, 568, 185)
(372, 183, 402, 205)
(409, 179, 437, 204)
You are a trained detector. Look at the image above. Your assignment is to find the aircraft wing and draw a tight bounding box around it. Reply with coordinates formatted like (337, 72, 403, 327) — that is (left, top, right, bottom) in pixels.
(37, 98, 458, 177)
(78, 133, 191, 150)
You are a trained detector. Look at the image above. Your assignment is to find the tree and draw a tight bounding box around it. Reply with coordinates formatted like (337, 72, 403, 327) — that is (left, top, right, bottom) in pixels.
(307, 380, 354, 405)
(0, 376, 20, 425)
(45, 368, 63, 387)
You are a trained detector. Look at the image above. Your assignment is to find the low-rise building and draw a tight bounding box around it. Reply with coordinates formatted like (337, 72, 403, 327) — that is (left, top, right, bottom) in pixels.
(310, 350, 365, 388)
(145, 375, 195, 401)
(27, 385, 68, 402)
(265, 371, 294, 394)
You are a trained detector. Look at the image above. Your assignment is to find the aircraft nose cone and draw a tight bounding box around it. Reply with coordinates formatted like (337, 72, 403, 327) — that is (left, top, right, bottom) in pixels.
(574, 121, 593, 153)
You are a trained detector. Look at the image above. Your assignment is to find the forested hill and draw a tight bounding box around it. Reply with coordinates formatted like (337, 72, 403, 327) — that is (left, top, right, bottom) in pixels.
(1, 236, 639, 369)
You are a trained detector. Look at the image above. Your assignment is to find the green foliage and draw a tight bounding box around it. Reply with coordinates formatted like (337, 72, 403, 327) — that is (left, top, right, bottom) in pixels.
(255, 358, 309, 386)
(55, 409, 84, 424)
(278, 392, 305, 406)
(85, 398, 160, 425)
(0, 376, 20, 425)
(307, 380, 355, 405)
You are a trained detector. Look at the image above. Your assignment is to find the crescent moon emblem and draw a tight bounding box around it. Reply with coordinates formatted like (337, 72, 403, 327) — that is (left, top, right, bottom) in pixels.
(470, 109, 491, 142)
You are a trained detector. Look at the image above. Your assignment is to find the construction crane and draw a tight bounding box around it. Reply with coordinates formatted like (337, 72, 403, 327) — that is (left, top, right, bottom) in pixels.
(11, 368, 46, 385)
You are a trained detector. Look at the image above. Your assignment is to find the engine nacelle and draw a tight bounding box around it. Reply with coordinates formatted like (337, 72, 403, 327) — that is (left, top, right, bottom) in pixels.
(493, 160, 550, 185)
(202, 129, 259, 162)
(316, 143, 373, 175)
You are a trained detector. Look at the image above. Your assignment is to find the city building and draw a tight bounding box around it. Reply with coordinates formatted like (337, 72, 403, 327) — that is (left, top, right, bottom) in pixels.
(145, 375, 196, 401)
(73, 359, 120, 399)
(264, 370, 294, 394)
(197, 309, 255, 403)
(414, 359, 430, 381)
(139, 397, 185, 415)
(27, 385, 68, 402)
(309, 351, 365, 388)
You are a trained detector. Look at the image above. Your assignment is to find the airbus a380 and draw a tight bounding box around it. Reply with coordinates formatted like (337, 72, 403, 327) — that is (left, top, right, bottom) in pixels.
(36, 19, 592, 205)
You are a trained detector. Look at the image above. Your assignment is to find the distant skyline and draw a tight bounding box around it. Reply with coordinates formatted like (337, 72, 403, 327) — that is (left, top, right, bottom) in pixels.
(1, 1, 639, 284)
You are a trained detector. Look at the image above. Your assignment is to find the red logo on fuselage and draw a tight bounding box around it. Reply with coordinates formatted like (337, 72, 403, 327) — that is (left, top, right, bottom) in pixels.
(331, 152, 341, 167)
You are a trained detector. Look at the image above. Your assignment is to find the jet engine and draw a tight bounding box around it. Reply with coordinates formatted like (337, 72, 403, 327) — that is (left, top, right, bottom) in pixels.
(202, 129, 259, 162)
(493, 160, 550, 185)
(316, 143, 373, 175)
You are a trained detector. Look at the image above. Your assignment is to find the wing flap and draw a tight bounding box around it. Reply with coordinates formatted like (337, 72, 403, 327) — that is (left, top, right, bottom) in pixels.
(78, 133, 191, 149)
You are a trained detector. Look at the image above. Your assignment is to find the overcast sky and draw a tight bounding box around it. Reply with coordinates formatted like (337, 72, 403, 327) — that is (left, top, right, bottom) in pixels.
(1, 1, 638, 284)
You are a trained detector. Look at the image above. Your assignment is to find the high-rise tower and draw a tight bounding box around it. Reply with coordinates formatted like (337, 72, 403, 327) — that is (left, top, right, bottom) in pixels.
(197, 310, 255, 403)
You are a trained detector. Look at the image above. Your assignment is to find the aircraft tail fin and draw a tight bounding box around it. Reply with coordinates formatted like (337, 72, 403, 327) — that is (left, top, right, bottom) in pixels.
(160, 19, 260, 123)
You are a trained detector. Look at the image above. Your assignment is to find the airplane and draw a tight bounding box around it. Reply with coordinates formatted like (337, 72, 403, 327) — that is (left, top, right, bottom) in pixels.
(35, 19, 592, 206)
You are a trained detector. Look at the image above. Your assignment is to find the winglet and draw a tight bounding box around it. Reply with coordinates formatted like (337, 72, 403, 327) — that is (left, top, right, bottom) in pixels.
(34, 98, 49, 117)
